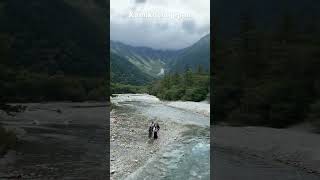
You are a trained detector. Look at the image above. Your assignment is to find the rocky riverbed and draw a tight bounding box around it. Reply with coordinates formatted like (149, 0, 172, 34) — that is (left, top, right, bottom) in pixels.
(110, 94, 210, 180)
(213, 125, 320, 178)
(110, 107, 184, 180)
(0, 102, 108, 179)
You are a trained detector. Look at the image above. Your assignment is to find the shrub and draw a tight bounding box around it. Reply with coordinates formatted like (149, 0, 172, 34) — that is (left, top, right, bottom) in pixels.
(0, 125, 17, 156)
(182, 87, 207, 102)
(307, 101, 320, 132)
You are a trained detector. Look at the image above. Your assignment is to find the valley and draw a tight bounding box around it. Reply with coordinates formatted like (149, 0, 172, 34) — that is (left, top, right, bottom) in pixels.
(110, 33, 210, 87)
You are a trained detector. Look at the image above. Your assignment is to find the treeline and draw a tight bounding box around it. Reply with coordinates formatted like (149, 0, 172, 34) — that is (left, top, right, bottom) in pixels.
(213, 12, 320, 129)
(111, 83, 147, 94)
(110, 67, 210, 102)
(148, 67, 210, 102)
(0, 66, 107, 102)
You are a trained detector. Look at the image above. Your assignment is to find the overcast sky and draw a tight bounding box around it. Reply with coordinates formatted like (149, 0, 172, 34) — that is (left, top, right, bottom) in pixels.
(111, 0, 210, 50)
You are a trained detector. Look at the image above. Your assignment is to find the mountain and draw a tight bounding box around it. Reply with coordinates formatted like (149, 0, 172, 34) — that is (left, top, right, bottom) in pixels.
(111, 52, 153, 85)
(110, 33, 210, 85)
(168, 34, 210, 72)
(110, 41, 179, 77)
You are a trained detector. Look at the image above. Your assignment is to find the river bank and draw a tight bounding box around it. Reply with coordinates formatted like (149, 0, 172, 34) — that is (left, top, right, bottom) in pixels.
(110, 107, 184, 179)
(0, 102, 107, 179)
(213, 125, 320, 177)
(165, 101, 210, 117)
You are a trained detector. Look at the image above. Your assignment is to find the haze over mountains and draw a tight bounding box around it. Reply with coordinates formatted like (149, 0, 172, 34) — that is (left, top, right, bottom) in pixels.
(111, 33, 210, 85)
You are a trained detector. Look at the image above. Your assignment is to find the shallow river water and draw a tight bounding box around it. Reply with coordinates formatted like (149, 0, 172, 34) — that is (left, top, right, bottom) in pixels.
(111, 94, 210, 180)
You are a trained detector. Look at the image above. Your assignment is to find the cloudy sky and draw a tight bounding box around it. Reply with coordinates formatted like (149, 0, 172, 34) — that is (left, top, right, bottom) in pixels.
(111, 0, 210, 50)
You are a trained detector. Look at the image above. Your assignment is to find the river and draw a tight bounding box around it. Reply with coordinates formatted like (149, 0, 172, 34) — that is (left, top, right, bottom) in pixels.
(111, 94, 320, 180)
(111, 94, 210, 180)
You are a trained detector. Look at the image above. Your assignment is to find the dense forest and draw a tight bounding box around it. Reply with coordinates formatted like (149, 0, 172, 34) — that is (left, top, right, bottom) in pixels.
(0, 0, 108, 102)
(111, 83, 147, 95)
(213, 11, 320, 129)
(0, 67, 107, 102)
(111, 65, 210, 102)
(148, 67, 210, 102)
(111, 67, 210, 102)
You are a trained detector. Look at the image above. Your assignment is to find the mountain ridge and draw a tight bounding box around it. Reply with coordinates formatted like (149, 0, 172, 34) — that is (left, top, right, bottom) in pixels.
(110, 33, 210, 85)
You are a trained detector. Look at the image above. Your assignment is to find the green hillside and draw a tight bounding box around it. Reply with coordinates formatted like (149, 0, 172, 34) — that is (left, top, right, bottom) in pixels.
(168, 34, 210, 73)
(111, 41, 177, 78)
(111, 52, 153, 85)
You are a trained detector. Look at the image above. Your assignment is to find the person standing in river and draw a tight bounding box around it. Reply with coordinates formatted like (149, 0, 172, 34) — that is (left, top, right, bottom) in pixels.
(153, 123, 160, 139)
(149, 121, 155, 138)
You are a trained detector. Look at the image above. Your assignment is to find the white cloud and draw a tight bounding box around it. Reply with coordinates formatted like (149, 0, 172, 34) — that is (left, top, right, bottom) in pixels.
(110, 0, 210, 50)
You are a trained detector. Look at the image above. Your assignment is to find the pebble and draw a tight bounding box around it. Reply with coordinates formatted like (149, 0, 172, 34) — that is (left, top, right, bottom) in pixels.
(32, 120, 39, 125)
(308, 170, 316, 173)
(111, 170, 116, 174)
(134, 159, 138, 162)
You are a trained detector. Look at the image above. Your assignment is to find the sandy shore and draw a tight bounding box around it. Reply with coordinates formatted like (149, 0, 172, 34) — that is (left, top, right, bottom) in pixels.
(213, 125, 320, 175)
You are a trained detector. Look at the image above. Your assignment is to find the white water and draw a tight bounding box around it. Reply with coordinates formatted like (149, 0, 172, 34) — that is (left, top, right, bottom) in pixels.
(111, 94, 210, 117)
(111, 94, 160, 104)
(157, 68, 165, 76)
